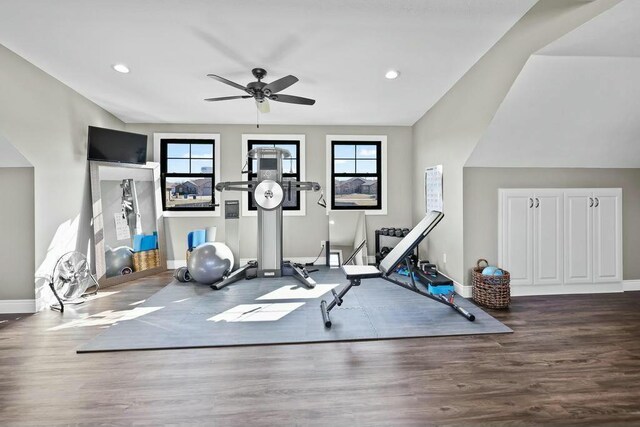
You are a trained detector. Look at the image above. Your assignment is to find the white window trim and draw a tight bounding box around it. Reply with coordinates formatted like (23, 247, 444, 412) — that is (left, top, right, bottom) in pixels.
(325, 135, 388, 216)
(241, 134, 307, 217)
(153, 133, 221, 218)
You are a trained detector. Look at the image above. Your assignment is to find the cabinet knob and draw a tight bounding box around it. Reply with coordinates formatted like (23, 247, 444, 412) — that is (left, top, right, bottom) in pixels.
(594, 197, 599, 207)
(529, 198, 533, 208)
(535, 198, 540, 208)
(589, 197, 594, 208)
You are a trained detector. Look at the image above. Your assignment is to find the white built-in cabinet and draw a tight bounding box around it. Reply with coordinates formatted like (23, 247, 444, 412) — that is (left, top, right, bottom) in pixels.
(564, 189, 623, 284)
(499, 188, 622, 295)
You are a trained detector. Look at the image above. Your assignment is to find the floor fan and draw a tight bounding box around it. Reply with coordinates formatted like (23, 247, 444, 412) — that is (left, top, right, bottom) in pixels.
(48, 251, 100, 312)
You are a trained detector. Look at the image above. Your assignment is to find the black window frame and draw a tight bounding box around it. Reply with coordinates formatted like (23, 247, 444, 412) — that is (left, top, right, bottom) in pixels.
(331, 140, 383, 210)
(247, 139, 301, 211)
(160, 138, 216, 212)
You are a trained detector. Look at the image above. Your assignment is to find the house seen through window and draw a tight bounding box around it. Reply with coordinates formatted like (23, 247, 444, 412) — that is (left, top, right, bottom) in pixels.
(160, 139, 216, 211)
(331, 141, 382, 210)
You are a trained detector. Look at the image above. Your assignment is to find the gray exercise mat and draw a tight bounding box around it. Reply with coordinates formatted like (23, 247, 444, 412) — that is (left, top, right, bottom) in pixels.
(78, 267, 511, 353)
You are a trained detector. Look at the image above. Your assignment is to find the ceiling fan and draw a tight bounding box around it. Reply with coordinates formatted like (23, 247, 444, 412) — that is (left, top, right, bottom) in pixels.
(205, 68, 315, 113)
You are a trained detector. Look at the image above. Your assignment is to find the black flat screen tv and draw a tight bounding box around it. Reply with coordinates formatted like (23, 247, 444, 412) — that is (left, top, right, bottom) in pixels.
(87, 126, 148, 164)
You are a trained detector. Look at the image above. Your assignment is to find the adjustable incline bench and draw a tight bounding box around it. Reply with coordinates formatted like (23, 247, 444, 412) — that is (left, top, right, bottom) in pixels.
(320, 211, 476, 327)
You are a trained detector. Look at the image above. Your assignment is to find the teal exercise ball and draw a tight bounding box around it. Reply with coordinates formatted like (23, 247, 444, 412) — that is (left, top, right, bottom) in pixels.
(482, 266, 498, 276)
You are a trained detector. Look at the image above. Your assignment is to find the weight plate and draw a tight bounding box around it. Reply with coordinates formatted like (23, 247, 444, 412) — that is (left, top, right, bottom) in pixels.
(253, 180, 284, 210)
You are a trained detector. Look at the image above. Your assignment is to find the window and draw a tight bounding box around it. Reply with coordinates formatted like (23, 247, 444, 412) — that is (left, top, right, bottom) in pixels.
(155, 134, 220, 214)
(327, 136, 386, 212)
(243, 135, 305, 215)
(247, 139, 300, 211)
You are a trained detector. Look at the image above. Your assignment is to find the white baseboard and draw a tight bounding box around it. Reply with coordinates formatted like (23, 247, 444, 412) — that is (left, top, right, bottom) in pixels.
(434, 272, 472, 298)
(0, 299, 36, 314)
(453, 281, 472, 298)
(167, 259, 187, 269)
(456, 281, 640, 299)
(167, 257, 327, 270)
(169, 254, 378, 270)
(623, 280, 640, 291)
(239, 257, 322, 265)
(511, 282, 623, 297)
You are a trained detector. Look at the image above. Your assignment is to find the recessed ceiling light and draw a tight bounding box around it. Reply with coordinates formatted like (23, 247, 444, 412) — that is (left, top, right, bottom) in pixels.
(385, 70, 400, 80)
(112, 64, 130, 74)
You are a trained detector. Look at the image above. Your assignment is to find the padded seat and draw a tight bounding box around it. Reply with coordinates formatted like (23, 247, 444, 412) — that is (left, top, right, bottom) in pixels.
(341, 265, 382, 280)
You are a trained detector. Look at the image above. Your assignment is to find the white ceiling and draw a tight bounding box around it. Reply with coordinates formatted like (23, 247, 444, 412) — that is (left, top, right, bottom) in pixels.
(467, 0, 640, 168)
(0, 0, 535, 125)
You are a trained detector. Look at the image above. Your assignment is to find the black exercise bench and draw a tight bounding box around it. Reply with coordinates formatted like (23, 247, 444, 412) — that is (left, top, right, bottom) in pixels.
(320, 211, 475, 327)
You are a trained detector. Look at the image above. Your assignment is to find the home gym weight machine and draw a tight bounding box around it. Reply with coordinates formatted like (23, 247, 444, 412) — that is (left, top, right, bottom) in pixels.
(213, 147, 325, 290)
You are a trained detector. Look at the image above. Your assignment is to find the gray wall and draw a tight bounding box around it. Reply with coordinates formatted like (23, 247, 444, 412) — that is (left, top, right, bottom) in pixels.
(0, 42, 124, 306)
(463, 167, 640, 282)
(411, 0, 619, 284)
(0, 167, 35, 300)
(126, 123, 413, 261)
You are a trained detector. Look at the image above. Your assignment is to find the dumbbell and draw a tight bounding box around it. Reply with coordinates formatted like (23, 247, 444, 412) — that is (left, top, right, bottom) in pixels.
(379, 246, 391, 260)
(380, 228, 390, 236)
(173, 266, 192, 283)
(402, 228, 410, 237)
(394, 229, 404, 237)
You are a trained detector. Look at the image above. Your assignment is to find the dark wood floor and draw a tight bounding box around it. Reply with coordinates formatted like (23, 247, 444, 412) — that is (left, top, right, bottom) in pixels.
(1, 272, 639, 426)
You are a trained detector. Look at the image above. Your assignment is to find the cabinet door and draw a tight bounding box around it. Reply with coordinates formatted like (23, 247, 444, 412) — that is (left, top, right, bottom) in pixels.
(592, 189, 622, 283)
(564, 190, 593, 284)
(500, 190, 533, 285)
(533, 190, 563, 285)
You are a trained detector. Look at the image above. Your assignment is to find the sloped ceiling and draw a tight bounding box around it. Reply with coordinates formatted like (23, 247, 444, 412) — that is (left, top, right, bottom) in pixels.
(0, 0, 535, 125)
(538, 0, 640, 57)
(466, 0, 640, 168)
(0, 132, 32, 168)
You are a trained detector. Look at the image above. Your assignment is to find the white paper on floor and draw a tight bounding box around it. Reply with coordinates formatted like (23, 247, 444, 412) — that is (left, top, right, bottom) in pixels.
(256, 284, 339, 301)
(208, 302, 305, 322)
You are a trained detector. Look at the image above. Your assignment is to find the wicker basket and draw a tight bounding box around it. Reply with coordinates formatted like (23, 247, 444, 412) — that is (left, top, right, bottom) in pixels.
(133, 249, 160, 272)
(472, 259, 510, 309)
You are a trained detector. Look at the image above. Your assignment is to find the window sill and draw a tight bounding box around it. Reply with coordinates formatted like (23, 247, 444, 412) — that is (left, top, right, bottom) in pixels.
(163, 211, 221, 218)
(325, 207, 388, 216)
(243, 210, 307, 217)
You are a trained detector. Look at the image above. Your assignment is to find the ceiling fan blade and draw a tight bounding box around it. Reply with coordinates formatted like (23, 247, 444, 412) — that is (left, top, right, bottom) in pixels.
(264, 75, 298, 94)
(257, 100, 270, 113)
(207, 74, 247, 92)
(270, 94, 315, 105)
(204, 95, 252, 102)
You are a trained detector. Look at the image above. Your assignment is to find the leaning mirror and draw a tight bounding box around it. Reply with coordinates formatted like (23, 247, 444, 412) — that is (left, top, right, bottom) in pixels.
(328, 211, 368, 267)
(90, 161, 165, 287)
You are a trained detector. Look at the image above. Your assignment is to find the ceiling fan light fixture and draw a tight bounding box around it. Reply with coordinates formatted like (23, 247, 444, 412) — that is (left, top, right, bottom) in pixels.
(385, 69, 400, 80)
(112, 63, 130, 74)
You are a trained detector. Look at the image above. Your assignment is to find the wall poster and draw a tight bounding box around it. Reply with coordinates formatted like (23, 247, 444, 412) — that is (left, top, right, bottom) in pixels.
(425, 165, 443, 213)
